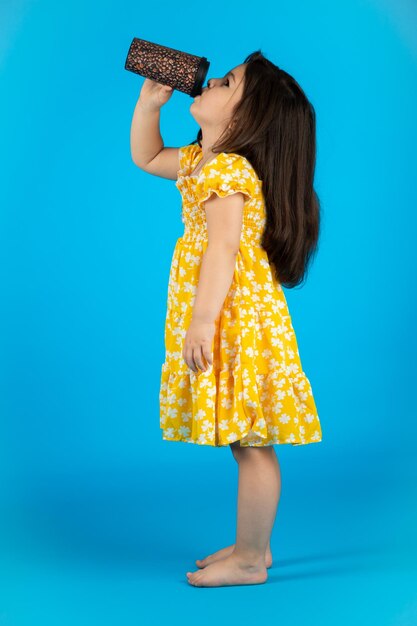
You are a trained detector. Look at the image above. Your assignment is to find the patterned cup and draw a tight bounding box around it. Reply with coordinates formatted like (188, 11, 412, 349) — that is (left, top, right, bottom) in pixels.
(124, 37, 210, 97)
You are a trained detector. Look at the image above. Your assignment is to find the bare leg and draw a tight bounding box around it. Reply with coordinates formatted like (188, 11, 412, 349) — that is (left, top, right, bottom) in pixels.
(232, 444, 281, 565)
(188, 442, 281, 586)
(195, 441, 278, 568)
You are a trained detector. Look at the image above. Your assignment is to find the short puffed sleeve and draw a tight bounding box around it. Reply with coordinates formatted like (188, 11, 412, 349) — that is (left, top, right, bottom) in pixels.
(178, 144, 201, 175)
(195, 153, 259, 204)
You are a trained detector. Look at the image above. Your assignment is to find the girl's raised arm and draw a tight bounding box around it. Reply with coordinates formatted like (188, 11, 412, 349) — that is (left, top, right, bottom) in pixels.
(130, 78, 179, 180)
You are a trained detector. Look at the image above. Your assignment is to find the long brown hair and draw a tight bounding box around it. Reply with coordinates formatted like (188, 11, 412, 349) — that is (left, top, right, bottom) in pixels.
(191, 50, 321, 288)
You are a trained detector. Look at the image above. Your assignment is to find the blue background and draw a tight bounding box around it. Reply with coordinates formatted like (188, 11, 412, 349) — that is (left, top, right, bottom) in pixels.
(1, 0, 416, 623)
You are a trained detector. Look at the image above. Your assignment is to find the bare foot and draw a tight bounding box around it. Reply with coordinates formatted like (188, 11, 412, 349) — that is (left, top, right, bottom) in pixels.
(196, 543, 273, 569)
(187, 553, 267, 587)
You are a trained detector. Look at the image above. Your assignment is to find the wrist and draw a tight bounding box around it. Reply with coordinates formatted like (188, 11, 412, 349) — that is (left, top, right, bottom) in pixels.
(137, 99, 161, 114)
(191, 313, 216, 325)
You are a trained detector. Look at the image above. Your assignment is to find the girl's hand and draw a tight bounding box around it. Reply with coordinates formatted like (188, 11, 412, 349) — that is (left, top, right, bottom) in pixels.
(183, 319, 215, 373)
(137, 78, 174, 113)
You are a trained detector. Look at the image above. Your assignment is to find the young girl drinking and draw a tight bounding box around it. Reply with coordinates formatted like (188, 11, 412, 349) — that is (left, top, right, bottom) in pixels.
(130, 50, 323, 587)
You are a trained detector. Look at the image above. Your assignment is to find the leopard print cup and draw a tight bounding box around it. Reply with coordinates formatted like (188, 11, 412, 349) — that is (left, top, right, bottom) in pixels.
(124, 37, 210, 97)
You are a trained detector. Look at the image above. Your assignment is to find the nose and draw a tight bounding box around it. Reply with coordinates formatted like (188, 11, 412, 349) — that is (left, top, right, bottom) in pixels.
(203, 78, 214, 93)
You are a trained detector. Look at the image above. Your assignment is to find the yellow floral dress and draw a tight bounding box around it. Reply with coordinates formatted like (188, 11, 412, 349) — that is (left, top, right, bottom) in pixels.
(159, 143, 323, 447)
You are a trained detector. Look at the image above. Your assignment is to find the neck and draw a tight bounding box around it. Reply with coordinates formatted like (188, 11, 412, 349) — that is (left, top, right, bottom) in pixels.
(198, 126, 227, 159)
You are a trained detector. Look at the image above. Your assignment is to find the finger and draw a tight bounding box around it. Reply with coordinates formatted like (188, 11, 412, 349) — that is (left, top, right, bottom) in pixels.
(202, 345, 213, 364)
(184, 348, 198, 373)
(193, 347, 207, 372)
(197, 347, 211, 369)
(202, 350, 213, 367)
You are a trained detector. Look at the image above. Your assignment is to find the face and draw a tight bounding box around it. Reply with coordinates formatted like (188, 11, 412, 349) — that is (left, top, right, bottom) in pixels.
(190, 63, 246, 136)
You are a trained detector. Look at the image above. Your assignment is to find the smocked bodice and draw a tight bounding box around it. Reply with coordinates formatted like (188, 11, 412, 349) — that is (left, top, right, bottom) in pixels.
(175, 147, 267, 246)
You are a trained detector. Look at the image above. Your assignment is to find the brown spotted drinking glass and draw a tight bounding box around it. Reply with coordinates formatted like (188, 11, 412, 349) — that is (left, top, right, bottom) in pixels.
(124, 37, 210, 97)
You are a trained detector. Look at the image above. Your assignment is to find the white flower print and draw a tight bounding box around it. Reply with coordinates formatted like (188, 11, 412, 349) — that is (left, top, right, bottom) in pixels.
(194, 409, 206, 422)
(201, 419, 214, 433)
(160, 145, 322, 447)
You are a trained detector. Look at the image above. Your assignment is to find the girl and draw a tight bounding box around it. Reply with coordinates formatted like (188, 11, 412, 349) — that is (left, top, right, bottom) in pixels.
(130, 50, 323, 587)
